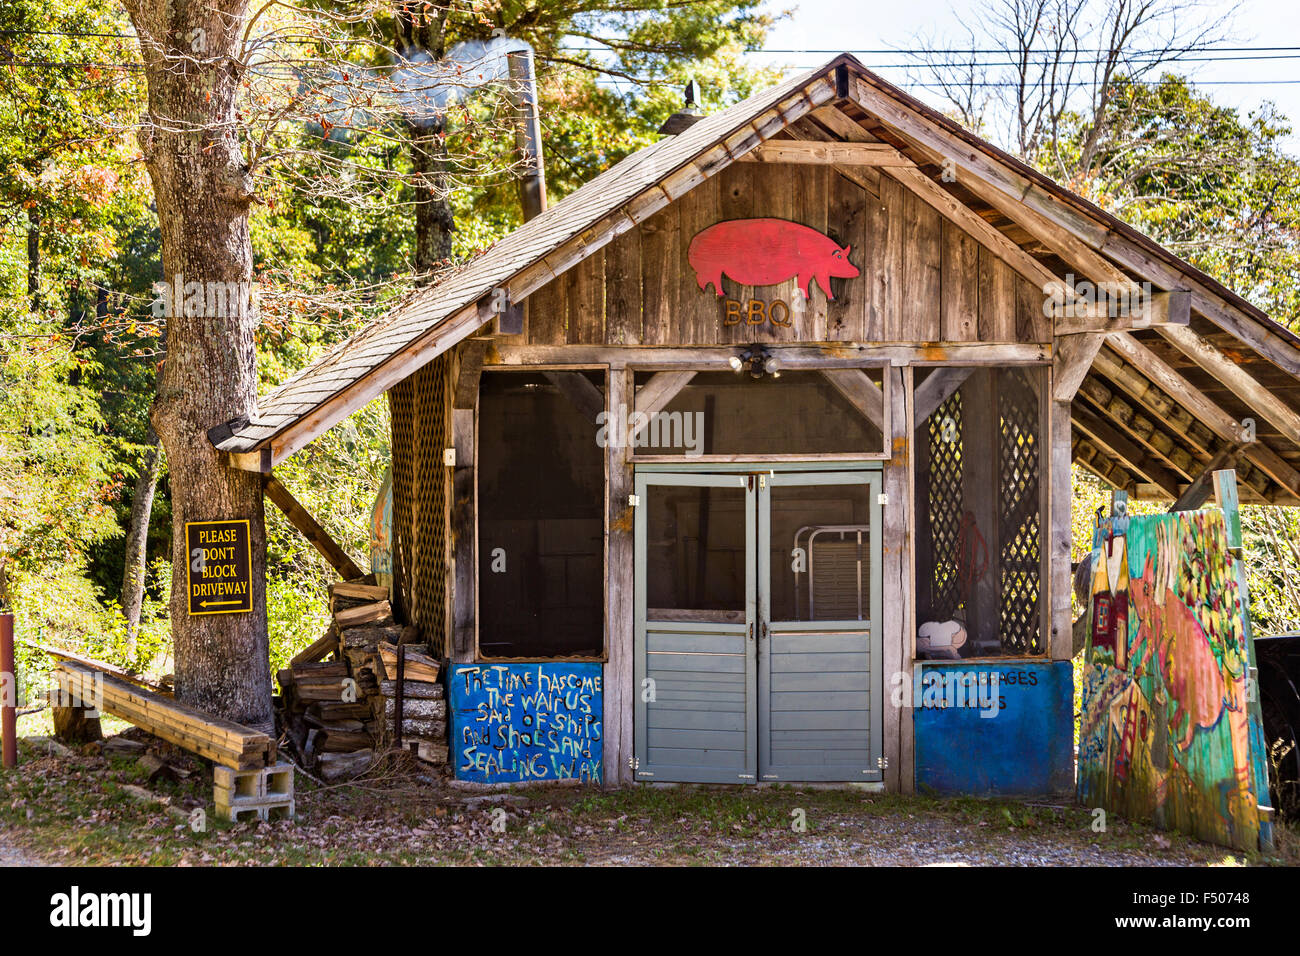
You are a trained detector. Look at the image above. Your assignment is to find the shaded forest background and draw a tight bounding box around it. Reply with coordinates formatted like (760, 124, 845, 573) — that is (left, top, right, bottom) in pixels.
(2, 0, 1298, 685)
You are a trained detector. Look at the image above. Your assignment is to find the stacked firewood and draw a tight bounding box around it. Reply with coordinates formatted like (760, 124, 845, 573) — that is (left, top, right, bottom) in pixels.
(276, 581, 447, 780)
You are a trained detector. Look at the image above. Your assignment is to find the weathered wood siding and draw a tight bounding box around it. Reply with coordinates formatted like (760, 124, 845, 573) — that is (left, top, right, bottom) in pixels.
(521, 164, 1051, 348)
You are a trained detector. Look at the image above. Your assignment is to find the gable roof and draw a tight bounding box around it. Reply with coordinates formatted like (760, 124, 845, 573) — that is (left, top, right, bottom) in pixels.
(214, 54, 1300, 503)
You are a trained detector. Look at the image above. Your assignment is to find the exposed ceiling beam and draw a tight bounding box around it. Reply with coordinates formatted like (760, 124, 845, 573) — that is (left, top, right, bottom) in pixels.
(1071, 405, 1182, 498)
(1078, 377, 1203, 482)
(1157, 323, 1300, 451)
(1089, 348, 1274, 499)
(739, 140, 912, 166)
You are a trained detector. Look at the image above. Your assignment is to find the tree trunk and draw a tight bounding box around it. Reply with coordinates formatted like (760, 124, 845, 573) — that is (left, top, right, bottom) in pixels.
(394, 6, 454, 278)
(27, 208, 40, 314)
(121, 426, 162, 657)
(123, 0, 272, 731)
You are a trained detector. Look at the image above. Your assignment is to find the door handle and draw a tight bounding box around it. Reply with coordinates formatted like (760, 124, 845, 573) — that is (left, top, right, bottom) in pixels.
(748, 621, 755, 641)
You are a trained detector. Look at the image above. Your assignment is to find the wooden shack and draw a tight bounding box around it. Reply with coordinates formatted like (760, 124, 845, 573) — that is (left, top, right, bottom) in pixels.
(215, 54, 1300, 795)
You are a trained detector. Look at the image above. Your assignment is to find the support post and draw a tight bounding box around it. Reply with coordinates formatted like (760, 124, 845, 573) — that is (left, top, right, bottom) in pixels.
(1, 613, 15, 768)
(1212, 469, 1276, 852)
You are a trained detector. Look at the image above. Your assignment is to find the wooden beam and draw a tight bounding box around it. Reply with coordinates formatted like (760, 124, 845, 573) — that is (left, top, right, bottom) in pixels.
(1048, 400, 1073, 659)
(913, 367, 975, 426)
(450, 407, 475, 664)
(1071, 405, 1181, 499)
(603, 366, 634, 786)
(1076, 379, 1196, 486)
(1158, 322, 1300, 451)
(262, 474, 365, 581)
(1052, 332, 1106, 401)
(1073, 435, 1141, 492)
(1051, 290, 1191, 333)
(542, 370, 605, 424)
(820, 368, 886, 431)
(489, 343, 1051, 369)
(846, 73, 1300, 378)
(1104, 334, 1300, 499)
(1170, 444, 1243, 512)
(740, 140, 912, 166)
(453, 337, 491, 409)
(633, 370, 696, 417)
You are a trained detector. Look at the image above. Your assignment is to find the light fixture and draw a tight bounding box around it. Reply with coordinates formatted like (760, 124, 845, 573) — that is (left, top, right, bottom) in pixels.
(732, 346, 780, 379)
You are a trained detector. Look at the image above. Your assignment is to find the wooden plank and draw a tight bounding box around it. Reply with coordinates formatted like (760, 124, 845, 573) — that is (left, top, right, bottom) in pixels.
(740, 140, 912, 165)
(867, 174, 902, 341)
(604, 227, 642, 345)
(53, 661, 272, 768)
(640, 205, 679, 345)
(826, 170, 869, 341)
(793, 164, 830, 340)
(978, 244, 1017, 341)
(263, 475, 365, 581)
(940, 219, 979, 342)
(566, 248, 605, 345)
(901, 186, 942, 341)
(526, 268, 566, 345)
(290, 629, 338, 667)
(1052, 332, 1106, 401)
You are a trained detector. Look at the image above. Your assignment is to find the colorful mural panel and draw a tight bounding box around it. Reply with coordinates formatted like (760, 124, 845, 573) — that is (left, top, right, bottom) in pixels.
(1077, 508, 1272, 851)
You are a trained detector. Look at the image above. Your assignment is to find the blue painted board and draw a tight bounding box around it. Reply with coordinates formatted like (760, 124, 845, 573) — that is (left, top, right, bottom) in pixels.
(914, 660, 1073, 796)
(451, 663, 603, 784)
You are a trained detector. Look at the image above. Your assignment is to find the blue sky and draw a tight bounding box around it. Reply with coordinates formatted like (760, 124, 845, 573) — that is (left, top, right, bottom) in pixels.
(755, 0, 1300, 152)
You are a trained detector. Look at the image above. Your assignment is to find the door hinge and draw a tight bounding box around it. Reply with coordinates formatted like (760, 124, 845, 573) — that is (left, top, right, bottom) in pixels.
(627, 756, 640, 770)
(759, 474, 767, 489)
(443, 447, 456, 467)
(876, 756, 889, 770)
(878, 492, 889, 506)
(628, 493, 640, 507)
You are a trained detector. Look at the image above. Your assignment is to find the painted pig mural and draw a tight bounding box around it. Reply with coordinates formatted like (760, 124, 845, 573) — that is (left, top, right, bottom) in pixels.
(688, 218, 859, 301)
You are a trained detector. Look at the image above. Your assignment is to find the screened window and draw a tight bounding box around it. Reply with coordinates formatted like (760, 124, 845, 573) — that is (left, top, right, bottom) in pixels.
(632, 368, 887, 458)
(913, 366, 1046, 658)
(477, 370, 605, 659)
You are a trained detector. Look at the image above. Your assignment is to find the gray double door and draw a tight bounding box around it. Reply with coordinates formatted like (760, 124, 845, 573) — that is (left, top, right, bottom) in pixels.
(633, 469, 883, 784)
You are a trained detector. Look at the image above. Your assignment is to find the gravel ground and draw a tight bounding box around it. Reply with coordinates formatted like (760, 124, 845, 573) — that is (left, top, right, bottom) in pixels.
(0, 739, 1289, 866)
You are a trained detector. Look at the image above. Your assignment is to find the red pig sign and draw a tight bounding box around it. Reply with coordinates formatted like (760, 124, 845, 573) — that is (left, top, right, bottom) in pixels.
(688, 218, 859, 302)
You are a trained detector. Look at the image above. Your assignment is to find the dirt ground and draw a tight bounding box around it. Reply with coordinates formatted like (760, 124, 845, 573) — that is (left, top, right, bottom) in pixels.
(0, 735, 1292, 866)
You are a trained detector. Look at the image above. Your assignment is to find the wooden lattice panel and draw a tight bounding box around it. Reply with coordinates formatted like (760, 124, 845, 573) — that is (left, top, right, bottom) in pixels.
(997, 368, 1042, 654)
(388, 354, 452, 656)
(926, 390, 964, 620)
